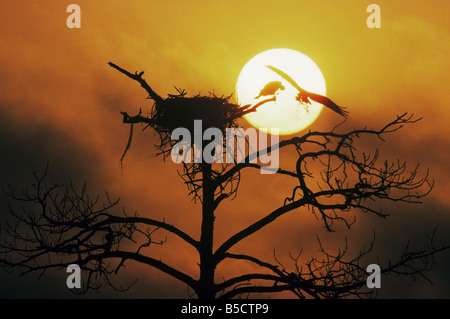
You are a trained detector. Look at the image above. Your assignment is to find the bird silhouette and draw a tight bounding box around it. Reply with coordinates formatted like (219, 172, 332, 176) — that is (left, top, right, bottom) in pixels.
(254, 81, 285, 99)
(266, 65, 348, 118)
(104, 228, 114, 253)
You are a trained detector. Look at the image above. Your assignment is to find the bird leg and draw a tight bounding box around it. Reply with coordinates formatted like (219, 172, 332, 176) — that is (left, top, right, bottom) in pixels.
(296, 92, 311, 113)
(296, 92, 311, 105)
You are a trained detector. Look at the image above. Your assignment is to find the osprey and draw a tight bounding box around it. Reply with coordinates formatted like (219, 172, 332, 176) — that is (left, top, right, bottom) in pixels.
(255, 81, 285, 99)
(266, 65, 348, 118)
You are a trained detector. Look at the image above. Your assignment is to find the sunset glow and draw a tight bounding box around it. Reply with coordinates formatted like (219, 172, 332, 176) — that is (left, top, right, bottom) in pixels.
(236, 48, 326, 135)
(0, 1, 449, 301)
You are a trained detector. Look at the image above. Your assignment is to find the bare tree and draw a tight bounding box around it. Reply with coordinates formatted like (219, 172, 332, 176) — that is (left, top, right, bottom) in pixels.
(0, 63, 448, 299)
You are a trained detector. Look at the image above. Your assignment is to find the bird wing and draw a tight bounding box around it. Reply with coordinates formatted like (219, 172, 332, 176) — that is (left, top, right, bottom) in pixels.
(266, 65, 305, 93)
(307, 92, 348, 118)
(266, 65, 348, 118)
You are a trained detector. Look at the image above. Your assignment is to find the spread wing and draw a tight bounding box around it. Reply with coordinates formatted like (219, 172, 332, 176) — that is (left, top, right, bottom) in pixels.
(307, 92, 348, 118)
(266, 65, 305, 93)
(266, 65, 348, 118)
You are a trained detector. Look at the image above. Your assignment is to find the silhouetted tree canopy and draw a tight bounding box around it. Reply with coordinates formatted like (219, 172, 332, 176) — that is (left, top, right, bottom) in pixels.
(0, 63, 448, 299)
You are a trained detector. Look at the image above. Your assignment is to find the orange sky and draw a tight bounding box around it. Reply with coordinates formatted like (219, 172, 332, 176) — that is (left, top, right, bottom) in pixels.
(0, 1, 449, 298)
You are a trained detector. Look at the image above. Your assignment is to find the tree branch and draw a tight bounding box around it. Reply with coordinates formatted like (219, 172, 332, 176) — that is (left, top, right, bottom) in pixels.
(108, 62, 164, 104)
(214, 197, 308, 263)
(107, 216, 199, 250)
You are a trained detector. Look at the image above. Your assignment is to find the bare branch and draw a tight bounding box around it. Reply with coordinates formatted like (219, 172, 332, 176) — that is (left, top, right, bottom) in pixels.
(214, 197, 308, 263)
(108, 62, 163, 104)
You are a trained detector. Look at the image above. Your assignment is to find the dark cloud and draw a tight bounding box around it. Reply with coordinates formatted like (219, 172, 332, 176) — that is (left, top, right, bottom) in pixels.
(0, 107, 101, 186)
(0, 108, 96, 298)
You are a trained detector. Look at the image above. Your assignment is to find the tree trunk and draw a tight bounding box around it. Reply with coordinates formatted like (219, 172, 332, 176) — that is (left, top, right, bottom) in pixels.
(197, 162, 216, 299)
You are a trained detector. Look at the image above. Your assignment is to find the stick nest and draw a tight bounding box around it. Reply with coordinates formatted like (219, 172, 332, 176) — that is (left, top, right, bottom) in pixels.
(153, 91, 241, 133)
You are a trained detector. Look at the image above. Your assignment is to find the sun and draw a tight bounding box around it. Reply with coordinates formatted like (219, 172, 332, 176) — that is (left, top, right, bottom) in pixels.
(236, 48, 326, 135)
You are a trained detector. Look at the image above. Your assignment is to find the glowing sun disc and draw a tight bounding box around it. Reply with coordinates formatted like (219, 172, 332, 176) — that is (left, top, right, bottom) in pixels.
(236, 48, 326, 135)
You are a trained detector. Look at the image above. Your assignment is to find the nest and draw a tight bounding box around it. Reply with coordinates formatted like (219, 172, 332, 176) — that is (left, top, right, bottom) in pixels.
(148, 91, 241, 155)
(120, 89, 251, 163)
(153, 91, 241, 134)
(109, 62, 270, 170)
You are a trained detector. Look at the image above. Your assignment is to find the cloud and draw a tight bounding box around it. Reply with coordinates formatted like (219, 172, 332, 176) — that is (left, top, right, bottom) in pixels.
(1, 1, 449, 299)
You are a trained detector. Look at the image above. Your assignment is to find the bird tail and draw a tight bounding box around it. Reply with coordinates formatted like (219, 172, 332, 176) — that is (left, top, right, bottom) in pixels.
(338, 106, 349, 118)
